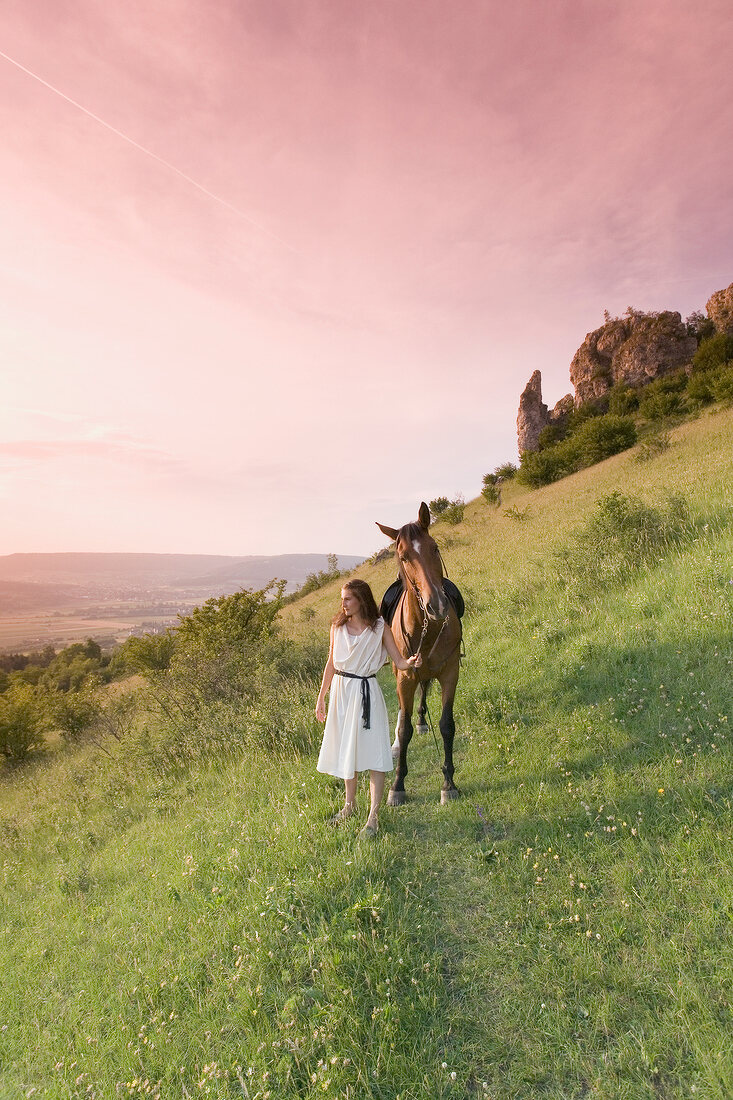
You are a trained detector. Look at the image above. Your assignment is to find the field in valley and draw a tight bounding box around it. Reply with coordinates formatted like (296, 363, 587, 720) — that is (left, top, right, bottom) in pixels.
(0, 611, 180, 651)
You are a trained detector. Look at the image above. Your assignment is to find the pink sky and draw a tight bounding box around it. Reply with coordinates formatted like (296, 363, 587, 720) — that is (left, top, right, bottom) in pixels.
(2, 0, 732, 557)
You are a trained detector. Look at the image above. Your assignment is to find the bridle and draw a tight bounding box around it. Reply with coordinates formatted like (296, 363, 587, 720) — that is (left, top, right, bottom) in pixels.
(399, 560, 451, 663)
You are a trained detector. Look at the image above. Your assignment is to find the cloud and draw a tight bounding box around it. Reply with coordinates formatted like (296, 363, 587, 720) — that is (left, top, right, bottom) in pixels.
(1, 0, 733, 557)
(0, 435, 174, 467)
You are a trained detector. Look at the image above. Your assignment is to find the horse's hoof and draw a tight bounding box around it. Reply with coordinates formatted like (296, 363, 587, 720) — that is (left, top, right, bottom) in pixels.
(387, 789, 407, 807)
(416, 723, 428, 735)
(440, 787, 461, 805)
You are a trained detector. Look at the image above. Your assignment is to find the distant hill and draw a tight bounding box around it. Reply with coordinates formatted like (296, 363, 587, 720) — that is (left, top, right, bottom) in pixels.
(0, 553, 365, 625)
(0, 552, 364, 592)
(0, 580, 86, 614)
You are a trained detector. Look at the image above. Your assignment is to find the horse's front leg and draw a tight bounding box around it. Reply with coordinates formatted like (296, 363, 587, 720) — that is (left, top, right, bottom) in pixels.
(387, 674, 417, 807)
(416, 679, 431, 733)
(438, 664, 460, 804)
(391, 712, 401, 759)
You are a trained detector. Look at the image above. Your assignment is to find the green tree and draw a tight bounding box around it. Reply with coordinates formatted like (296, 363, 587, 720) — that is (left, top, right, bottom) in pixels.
(169, 582, 285, 707)
(53, 691, 101, 744)
(116, 631, 176, 678)
(686, 310, 716, 344)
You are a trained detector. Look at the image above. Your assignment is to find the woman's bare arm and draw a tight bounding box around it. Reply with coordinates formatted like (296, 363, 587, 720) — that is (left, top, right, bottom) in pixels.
(315, 625, 336, 721)
(382, 621, 421, 671)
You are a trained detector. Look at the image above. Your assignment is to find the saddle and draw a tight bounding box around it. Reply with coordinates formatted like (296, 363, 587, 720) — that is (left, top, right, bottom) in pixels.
(379, 577, 465, 626)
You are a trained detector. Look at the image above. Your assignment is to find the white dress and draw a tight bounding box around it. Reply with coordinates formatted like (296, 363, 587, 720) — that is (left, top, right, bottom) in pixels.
(317, 618, 393, 779)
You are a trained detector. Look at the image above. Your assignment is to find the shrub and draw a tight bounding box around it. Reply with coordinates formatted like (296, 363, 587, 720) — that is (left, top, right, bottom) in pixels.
(53, 692, 101, 743)
(556, 490, 694, 589)
(637, 372, 687, 420)
(0, 683, 48, 760)
(651, 369, 688, 393)
(634, 431, 671, 463)
(503, 505, 530, 522)
(685, 362, 733, 407)
(572, 414, 637, 465)
(115, 631, 176, 677)
(712, 365, 733, 404)
(440, 497, 465, 525)
(692, 332, 733, 373)
(566, 401, 606, 433)
(537, 423, 566, 450)
(686, 372, 716, 405)
(587, 490, 690, 555)
(638, 390, 683, 420)
(284, 554, 344, 602)
(481, 475, 500, 504)
(429, 497, 450, 518)
(517, 437, 581, 488)
(518, 414, 636, 488)
(94, 694, 139, 742)
(494, 462, 518, 480)
(607, 384, 639, 415)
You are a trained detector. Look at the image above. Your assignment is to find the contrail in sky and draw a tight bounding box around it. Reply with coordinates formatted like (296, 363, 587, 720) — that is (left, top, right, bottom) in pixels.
(0, 47, 298, 253)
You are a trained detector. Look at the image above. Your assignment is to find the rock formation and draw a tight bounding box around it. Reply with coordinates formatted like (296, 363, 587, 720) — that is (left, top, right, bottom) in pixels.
(516, 371, 546, 454)
(517, 371, 573, 455)
(706, 281, 733, 335)
(570, 311, 696, 407)
(515, 279, 733, 454)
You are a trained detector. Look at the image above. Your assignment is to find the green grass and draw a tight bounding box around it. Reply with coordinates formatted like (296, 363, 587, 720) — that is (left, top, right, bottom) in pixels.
(2, 407, 733, 1098)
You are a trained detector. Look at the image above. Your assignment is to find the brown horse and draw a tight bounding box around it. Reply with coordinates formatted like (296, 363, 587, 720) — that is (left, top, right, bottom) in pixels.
(376, 502, 462, 806)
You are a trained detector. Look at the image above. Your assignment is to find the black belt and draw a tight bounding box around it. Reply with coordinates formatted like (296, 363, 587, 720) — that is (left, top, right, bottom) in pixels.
(334, 670, 375, 728)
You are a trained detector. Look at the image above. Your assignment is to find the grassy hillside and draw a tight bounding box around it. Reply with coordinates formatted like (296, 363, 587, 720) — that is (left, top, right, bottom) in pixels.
(2, 407, 732, 1099)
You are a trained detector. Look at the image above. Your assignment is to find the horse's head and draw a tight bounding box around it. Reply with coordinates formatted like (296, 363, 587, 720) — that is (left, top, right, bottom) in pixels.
(377, 502, 447, 620)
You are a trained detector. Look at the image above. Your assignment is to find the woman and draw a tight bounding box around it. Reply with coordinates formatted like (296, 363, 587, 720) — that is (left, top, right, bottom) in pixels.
(315, 579, 421, 837)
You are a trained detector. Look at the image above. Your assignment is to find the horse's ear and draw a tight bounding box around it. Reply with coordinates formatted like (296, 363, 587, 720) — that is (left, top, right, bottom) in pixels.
(418, 502, 431, 530)
(376, 522, 399, 541)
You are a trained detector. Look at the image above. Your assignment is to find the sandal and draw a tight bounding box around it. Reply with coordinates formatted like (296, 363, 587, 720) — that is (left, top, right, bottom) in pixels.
(329, 804, 355, 826)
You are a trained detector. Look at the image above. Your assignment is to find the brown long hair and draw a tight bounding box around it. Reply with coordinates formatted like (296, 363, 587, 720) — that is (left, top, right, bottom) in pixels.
(332, 579, 380, 629)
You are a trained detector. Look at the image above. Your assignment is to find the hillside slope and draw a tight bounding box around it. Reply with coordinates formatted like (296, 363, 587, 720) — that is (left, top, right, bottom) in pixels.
(2, 407, 732, 1099)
